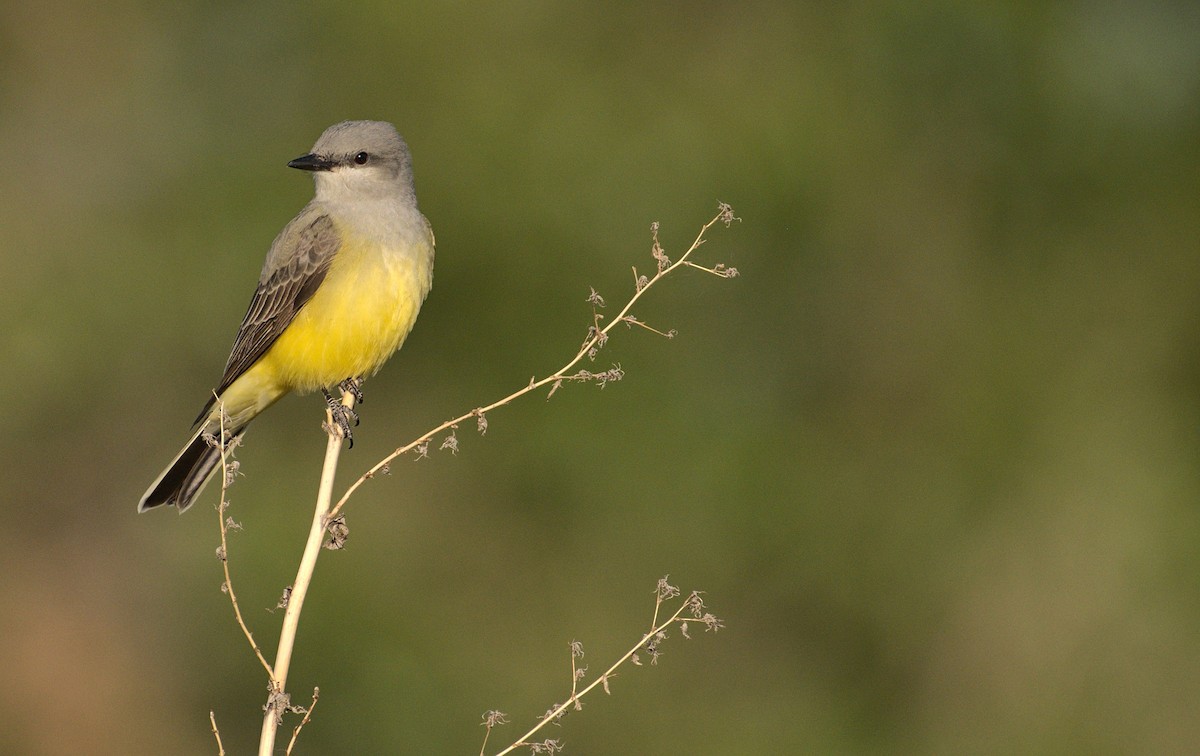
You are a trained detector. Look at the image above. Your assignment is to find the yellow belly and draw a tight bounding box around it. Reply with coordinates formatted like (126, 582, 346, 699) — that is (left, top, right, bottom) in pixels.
(214, 231, 432, 425)
(266, 234, 430, 390)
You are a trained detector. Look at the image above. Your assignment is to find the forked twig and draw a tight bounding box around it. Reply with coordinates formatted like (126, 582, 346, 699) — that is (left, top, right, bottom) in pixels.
(330, 203, 739, 518)
(486, 577, 723, 755)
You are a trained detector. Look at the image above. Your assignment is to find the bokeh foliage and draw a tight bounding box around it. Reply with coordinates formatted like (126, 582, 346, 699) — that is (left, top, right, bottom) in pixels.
(1, 1, 1198, 752)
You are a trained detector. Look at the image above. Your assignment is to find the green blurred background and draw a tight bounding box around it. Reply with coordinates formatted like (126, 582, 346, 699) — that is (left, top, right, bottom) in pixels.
(3, 1, 1199, 753)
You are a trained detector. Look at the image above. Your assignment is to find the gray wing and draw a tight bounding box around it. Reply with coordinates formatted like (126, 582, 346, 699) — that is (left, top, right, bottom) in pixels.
(197, 209, 341, 421)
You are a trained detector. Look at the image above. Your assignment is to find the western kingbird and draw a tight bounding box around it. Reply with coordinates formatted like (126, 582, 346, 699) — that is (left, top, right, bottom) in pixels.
(138, 120, 435, 513)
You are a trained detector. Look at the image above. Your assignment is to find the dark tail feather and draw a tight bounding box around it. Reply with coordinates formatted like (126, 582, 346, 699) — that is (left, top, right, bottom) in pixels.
(138, 425, 244, 513)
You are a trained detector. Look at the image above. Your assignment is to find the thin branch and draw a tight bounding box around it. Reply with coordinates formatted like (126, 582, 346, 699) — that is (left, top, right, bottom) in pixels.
(214, 401, 274, 678)
(680, 260, 740, 279)
(569, 641, 583, 709)
(620, 316, 676, 339)
(285, 687, 320, 756)
(480, 710, 510, 756)
(257, 392, 355, 756)
(331, 203, 739, 518)
(209, 711, 225, 756)
(490, 578, 722, 755)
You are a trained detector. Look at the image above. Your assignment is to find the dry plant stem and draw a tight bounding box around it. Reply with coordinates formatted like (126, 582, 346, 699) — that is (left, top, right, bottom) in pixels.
(257, 392, 355, 756)
(215, 406, 274, 678)
(492, 595, 700, 756)
(331, 206, 735, 518)
(285, 688, 320, 756)
(209, 711, 225, 756)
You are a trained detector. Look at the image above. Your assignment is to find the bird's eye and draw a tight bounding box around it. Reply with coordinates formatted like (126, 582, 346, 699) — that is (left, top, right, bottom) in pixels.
(353, 152, 369, 165)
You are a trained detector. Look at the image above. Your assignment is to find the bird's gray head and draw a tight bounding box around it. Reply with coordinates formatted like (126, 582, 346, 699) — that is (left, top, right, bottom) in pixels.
(288, 120, 416, 203)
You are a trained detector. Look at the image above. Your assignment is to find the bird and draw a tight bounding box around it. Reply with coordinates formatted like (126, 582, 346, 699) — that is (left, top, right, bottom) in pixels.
(138, 120, 435, 513)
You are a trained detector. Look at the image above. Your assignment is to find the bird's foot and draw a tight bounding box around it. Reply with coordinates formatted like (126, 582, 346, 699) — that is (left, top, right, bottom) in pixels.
(322, 388, 360, 447)
(339, 377, 365, 404)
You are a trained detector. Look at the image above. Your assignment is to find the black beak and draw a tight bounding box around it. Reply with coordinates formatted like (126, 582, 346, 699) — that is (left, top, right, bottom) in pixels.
(287, 153, 336, 171)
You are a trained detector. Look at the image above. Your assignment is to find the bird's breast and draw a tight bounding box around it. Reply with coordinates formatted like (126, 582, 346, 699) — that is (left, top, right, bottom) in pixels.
(260, 223, 434, 393)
